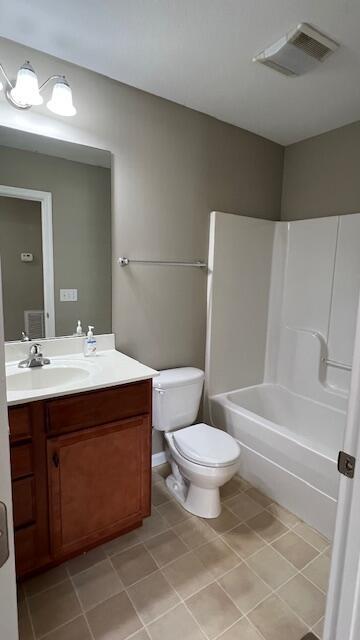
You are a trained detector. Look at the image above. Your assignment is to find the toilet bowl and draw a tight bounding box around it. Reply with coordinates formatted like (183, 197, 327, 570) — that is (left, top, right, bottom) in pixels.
(165, 423, 240, 517)
(153, 368, 241, 518)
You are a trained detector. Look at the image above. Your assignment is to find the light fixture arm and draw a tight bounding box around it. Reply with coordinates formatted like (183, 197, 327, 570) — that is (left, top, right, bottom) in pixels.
(0, 62, 14, 89)
(38, 74, 66, 92)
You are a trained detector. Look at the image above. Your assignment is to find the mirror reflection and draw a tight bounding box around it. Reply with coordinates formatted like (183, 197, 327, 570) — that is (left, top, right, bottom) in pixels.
(0, 127, 112, 341)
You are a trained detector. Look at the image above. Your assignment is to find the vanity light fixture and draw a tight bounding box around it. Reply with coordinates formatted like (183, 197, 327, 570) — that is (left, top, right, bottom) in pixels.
(0, 60, 77, 116)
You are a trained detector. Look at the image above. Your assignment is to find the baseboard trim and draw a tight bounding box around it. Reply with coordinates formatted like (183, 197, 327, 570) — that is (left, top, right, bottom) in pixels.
(152, 451, 167, 467)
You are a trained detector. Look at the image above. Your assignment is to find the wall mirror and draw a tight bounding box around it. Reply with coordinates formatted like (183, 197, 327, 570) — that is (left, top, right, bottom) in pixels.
(0, 126, 112, 342)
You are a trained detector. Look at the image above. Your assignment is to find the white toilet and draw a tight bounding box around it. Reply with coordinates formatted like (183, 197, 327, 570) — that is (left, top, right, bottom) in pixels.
(153, 367, 241, 518)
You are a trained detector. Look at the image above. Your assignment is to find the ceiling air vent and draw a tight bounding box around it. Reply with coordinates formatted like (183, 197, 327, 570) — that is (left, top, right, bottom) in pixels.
(253, 23, 339, 76)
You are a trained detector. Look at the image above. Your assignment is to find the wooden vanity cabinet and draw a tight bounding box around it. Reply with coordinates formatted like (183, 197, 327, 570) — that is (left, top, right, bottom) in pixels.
(9, 380, 152, 579)
(9, 403, 50, 577)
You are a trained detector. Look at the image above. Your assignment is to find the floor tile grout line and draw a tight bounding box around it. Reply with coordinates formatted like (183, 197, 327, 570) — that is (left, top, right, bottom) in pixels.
(125, 569, 182, 629)
(138, 540, 213, 640)
(275, 588, 319, 632)
(189, 520, 322, 635)
(214, 576, 279, 640)
(23, 590, 37, 640)
(144, 527, 233, 640)
(243, 614, 269, 640)
(73, 565, 126, 615)
(218, 514, 326, 571)
(215, 503, 327, 556)
(299, 569, 329, 595)
(230, 586, 311, 638)
(139, 599, 183, 633)
(221, 525, 329, 602)
(66, 564, 96, 640)
(222, 530, 323, 633)
(107, 553, 159, 591)
(310, 613, 326, 632)
(210, 615, 246, 640)
(24, 576, 70, 601)
(272, 563, 328, 598)
(36, 612, 88, 640)
(222, 476, 330, 546)
(171, 595, 211, 640)
(212, 609, 270, 640)
(216, 557, 289, 621)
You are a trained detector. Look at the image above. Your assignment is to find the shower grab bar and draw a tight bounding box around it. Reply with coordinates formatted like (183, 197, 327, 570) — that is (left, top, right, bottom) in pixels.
(321, 357, 352, 372)
(118, 256, 207, 268)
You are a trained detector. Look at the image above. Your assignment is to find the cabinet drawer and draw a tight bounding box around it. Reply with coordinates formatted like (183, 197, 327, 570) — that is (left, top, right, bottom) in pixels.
(46, 381, 151, 435)
(13, 477, 36, 529)
(11, 444, 33, 479)
(8, 406, 32, 442)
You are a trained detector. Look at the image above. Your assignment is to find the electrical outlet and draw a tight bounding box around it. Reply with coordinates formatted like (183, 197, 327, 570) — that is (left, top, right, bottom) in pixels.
(60, 289, 78, 302)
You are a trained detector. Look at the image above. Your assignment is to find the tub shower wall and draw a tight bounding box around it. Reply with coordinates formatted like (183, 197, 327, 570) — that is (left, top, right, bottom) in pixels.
(206, 211, 360, 538)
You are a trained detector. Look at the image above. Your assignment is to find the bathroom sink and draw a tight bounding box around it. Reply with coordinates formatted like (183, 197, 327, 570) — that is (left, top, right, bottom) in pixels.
(6, 364, 91, 392)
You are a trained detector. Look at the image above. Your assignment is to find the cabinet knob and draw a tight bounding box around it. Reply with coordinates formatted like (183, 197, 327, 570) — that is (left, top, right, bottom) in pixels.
(52, 452, 60, 468)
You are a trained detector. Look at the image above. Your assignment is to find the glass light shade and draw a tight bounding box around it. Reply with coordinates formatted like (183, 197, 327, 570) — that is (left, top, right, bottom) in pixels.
(47, 80, 76, 116)
(10, 62, 43, 106)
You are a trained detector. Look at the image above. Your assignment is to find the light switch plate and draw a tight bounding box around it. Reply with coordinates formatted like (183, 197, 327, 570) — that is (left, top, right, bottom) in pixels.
(21, 252, 33, 262)
(60, 289, 78, 302)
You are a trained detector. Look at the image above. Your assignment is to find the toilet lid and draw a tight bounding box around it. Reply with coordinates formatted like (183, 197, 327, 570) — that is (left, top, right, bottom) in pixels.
(173, 423, 240, 468)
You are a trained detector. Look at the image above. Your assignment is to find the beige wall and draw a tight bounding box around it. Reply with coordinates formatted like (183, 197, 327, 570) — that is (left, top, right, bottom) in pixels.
(0, 38, 283, 370)
(0, 37, 284, 454)
(282, 120, 360, 220)
(0, 145, 112, 337)
(0, 197, 43, 341)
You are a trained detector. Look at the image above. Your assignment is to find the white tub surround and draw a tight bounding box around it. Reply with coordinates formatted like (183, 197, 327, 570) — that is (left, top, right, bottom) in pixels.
(5, 334, 157, 405)
(211, 384, 346, 538)
(206, 212, 360, 539)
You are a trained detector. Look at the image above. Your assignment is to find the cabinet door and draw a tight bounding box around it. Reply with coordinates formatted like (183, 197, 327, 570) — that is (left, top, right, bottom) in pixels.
(47, 416, 151, 558)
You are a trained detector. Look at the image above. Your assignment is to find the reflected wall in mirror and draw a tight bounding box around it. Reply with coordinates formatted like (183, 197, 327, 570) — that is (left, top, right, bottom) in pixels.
(0, 196, 43, 340)
(0, 127, 112, 341)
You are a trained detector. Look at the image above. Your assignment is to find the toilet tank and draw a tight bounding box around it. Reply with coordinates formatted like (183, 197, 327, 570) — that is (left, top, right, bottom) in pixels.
(153, 367, 204, 432)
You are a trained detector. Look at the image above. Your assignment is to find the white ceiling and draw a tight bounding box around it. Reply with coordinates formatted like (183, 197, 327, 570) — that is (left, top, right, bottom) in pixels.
(0, 0, 360, 145)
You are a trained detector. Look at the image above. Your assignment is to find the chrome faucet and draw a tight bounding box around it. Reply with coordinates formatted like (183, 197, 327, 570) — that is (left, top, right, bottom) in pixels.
(18, 343, 51, 369)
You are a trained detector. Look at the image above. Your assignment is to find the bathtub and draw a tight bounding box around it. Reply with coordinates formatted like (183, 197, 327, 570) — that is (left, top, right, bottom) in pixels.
(210, 383, 347, 539)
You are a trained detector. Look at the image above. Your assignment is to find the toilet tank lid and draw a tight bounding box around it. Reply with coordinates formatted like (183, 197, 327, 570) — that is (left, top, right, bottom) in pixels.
(153, 367, 204, 390)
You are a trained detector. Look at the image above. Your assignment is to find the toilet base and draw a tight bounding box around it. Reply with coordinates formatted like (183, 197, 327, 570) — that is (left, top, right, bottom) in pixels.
(166, 473, 221, 519)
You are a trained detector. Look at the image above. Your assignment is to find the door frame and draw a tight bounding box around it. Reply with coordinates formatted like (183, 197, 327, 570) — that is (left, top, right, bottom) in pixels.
(0, 184, 55, 338)
(324, 294, 360, 639)
(0, 261, 18, 639)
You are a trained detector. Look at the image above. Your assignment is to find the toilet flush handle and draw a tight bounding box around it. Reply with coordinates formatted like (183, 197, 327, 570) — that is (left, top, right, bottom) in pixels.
(154, 388, 165, 425)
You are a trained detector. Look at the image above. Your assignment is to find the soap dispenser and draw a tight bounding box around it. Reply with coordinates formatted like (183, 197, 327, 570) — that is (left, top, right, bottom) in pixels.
(76, 320, 84, 336)
(84, 325, 97, 357)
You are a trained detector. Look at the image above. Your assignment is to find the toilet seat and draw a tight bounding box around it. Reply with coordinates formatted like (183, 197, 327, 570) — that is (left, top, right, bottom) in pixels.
(172, 423, 240, 469)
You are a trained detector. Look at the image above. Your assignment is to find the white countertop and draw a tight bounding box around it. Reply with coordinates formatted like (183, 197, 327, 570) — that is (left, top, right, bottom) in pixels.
(5, 335, 158, 406)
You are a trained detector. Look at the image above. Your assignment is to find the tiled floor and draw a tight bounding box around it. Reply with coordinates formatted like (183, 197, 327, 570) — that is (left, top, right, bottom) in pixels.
(18, 465, 331, 640)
